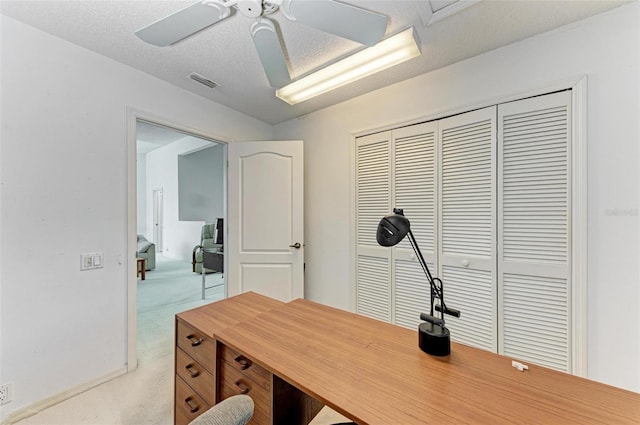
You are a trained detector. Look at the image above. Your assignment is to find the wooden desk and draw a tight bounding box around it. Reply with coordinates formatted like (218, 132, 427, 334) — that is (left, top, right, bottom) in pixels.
(179, 293, 640, 424)
(174, 292, 284, 425)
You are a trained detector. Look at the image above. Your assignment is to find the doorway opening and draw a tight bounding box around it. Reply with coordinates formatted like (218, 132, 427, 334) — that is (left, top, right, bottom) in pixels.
(129, 115, 227, 371)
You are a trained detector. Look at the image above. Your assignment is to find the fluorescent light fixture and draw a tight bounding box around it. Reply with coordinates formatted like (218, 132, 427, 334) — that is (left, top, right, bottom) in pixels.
(276, 27, 421, 105)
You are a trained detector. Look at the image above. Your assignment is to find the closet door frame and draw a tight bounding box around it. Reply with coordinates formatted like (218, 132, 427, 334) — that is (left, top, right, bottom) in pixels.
(569, 78, 588, 377)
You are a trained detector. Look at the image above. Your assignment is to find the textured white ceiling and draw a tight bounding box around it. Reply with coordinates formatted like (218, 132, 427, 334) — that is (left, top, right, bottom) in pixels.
(1, 0, 631, 125)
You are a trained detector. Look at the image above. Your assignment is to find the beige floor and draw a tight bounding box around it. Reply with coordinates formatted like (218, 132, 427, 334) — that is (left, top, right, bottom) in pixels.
(12, 255, 351, 425)
(308, 409, 352, 425)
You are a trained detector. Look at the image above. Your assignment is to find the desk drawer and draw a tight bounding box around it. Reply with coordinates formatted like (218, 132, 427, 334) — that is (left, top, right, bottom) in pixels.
(175, 376, 211, 425)
(219, 359, 271, 415)
(175, 347, 215, 405)
(176, 319, 215, 374)
(220, 345, 270, 392)
(219, 377, 271, 425)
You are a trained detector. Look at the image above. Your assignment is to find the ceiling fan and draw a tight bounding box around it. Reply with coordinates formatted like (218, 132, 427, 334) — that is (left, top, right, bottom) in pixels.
(135, 0, 388, 88)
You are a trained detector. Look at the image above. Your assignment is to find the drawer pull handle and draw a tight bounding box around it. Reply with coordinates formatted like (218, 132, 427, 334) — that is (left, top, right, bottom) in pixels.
(184, 396, 200, 414)
(235, 380, 250, 394)
(233, 355, 252, 370)
(185, 363, 200, 378)
(186, 334, 205, 347)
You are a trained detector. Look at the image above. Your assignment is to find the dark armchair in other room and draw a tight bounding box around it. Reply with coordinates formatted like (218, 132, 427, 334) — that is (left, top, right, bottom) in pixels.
(193, 219, 223, 274)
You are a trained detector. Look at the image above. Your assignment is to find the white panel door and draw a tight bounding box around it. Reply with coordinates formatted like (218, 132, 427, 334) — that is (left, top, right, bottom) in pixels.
(438, 107, 497, 351)
(227, 140, 304, 302)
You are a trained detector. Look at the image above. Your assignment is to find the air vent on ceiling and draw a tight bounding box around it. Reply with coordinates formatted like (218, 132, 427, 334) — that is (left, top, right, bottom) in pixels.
(188, 73, 218, 89)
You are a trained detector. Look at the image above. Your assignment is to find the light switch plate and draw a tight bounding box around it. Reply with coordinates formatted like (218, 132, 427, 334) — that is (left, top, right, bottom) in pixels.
(81, 252, 103, 270)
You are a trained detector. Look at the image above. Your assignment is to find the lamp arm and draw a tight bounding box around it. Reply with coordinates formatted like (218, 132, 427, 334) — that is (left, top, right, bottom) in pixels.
(406, 229, 460, 322)
(406, 229, 434, 282)
(406, 229, 443, 315)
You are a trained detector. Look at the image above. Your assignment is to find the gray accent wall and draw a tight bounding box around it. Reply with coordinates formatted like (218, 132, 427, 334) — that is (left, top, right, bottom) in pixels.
(178, 144, 224, 222)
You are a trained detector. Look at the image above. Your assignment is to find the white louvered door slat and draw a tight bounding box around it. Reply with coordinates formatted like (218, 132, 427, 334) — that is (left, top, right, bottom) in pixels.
(439, 107, 497, 351)
(356, 132, 392, 321)
(357, 256, 392, 321)
(498, 91, 572, 372)
(392, 122, 438, 330)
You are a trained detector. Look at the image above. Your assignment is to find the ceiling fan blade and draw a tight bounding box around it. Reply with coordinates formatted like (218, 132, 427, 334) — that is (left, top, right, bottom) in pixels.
(282, 0, 387, 46)
(135, 1, 231, 47)
(250, 19, 291, 88)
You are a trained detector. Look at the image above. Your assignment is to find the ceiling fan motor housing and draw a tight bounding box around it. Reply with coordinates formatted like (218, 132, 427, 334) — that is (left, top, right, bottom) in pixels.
(237, 0, 264, 18)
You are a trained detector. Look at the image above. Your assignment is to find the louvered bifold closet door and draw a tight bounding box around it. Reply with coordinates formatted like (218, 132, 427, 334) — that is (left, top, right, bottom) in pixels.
(498, 91, 572, 372)
(392, 122, 438, 330)
(438, 107, 497, 351)
(356, 132, 392, 321)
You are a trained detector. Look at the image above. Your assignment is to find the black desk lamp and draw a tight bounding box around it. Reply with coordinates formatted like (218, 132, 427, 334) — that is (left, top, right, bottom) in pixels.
(377, 208, 460, 356)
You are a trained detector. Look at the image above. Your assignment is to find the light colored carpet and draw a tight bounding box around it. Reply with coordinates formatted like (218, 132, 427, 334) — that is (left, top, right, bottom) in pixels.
(15, 255, 224, 425)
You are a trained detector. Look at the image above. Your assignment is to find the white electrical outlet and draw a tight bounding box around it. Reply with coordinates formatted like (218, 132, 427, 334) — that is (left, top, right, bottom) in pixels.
(0, 382, 12, 405)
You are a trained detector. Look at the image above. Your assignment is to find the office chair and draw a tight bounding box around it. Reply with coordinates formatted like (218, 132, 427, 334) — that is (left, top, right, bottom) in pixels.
(188, 395, 254, 425)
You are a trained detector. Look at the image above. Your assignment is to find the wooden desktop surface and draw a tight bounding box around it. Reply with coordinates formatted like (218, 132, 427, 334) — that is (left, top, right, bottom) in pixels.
(216, 297, 640, 425)
(177, 291, 284, 336)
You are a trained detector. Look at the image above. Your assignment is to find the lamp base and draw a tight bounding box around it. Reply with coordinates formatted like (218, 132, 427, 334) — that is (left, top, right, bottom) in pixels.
(418, 322, 451, 356)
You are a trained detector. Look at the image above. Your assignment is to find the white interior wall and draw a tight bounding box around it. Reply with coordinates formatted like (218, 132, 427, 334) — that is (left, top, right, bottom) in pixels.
(274, 3, 639, 392)
(0, 15, 273, 421)
(145, 136, 215, 263)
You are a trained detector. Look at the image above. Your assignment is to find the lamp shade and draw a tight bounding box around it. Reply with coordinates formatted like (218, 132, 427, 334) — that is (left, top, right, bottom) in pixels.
(376, 214, 410, 247)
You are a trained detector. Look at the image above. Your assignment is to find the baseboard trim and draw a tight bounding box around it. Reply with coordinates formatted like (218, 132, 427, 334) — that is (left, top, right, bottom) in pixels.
(1, 366, 128, 425)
